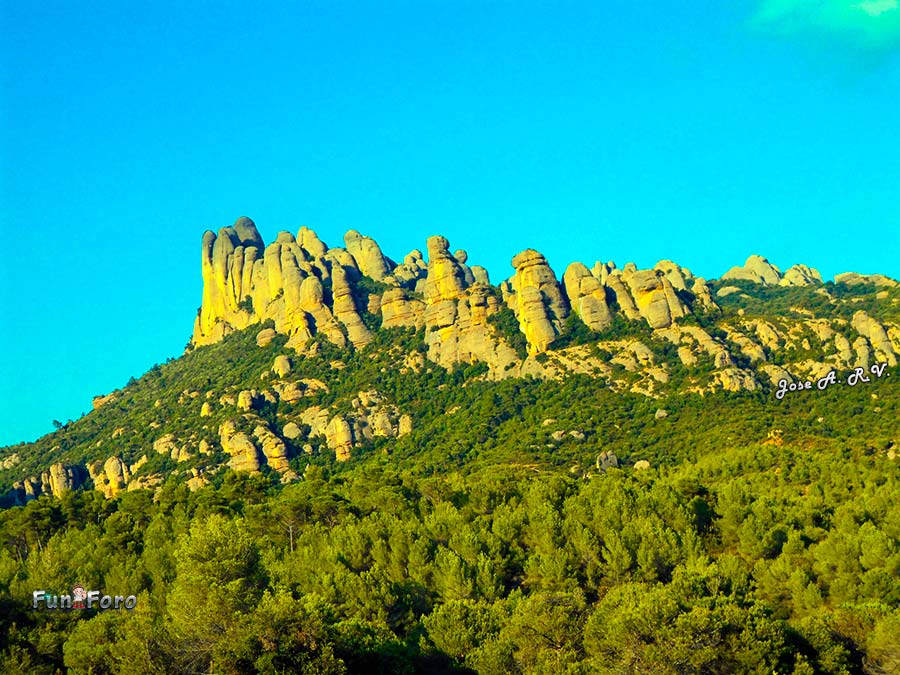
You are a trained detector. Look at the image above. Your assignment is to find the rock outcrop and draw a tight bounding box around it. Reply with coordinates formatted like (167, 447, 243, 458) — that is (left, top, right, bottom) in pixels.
(381, 289, 426, 329)
(563, 263, 613, 331)
(48, 462, 80, 494)
(220, 420, 264, 473)
(621, 269, 688, 329)
(193, 219, 378, 349)
(253, 425, 291, 473)
(272, 355, 292, 378)
(288, 390, 414, 460)
(722, 255, 782, 286)
(344, 230, 393, 281)
(192, 219, 725, 371)
(218, 419, 295, 478)
(90, 457, 131, 498)
(834, 272, 899, 288)
(852, 311, 898, 366)
(781, 264, 823, 287)
(325, 416, 354, 462)
(508, 249, 569, 353)
(186, 216, 898, 399)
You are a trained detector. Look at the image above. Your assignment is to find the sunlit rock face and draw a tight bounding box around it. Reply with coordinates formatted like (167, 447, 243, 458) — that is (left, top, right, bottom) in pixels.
(189, 216, 899, 394)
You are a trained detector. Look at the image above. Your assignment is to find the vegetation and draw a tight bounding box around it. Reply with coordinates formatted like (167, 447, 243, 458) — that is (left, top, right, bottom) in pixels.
(487, 307, 528, 360)
(2, 275, 900, 673)
(709, 279, 900, 323)
(2, 423, 899, 674)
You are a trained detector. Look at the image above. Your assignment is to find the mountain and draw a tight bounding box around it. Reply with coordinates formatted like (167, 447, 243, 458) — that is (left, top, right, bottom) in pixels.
(1, 218, 898, 674)
(3, 217, 898, 502)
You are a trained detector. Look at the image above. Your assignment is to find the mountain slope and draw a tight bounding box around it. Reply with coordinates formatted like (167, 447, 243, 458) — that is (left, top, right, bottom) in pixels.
(1, 219, 899, 674)
(2, 218, 898, 502)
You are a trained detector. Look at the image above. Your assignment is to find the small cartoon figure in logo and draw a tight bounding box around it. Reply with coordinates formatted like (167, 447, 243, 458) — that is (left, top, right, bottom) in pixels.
(72, 585, 87, 609)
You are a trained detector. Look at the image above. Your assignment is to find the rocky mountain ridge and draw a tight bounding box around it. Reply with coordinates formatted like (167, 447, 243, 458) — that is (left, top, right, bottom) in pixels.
(3, 216, 898, 505)
(193, 217, 899, 384)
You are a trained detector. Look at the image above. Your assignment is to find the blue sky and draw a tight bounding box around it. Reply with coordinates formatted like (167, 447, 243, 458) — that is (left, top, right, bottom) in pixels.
(1, 0, 898, 446)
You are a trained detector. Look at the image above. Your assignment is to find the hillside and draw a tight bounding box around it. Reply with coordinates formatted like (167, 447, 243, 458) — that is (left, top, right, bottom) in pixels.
(3, 218, 899, 501)
(1, 218, 898, 674)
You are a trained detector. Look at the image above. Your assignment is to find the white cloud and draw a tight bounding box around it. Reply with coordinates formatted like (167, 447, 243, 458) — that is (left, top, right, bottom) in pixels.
(754, 0, 900, 49)
(857, 0, 898, 18)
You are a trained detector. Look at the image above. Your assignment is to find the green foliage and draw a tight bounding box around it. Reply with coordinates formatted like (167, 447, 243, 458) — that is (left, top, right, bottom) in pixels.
(548, 312, 596, 349)
(353, 275, 391, 332)
(591, 313, 652, 340)
(2, 271, 900, 673)
(238, 295, 255, 313)
(710, 278, 900, 323)
(2, 410, 899, 673)
(487, 307, 528, 360)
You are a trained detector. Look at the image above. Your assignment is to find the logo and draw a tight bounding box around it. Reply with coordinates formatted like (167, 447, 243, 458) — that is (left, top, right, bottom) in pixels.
(32, 585, 137, 611)
(72, 584, 87, 609)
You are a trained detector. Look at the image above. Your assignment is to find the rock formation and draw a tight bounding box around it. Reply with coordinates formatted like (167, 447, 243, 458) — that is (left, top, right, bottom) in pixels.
(621, 269, 688, 329)
(344, 230, 393, 281)
(220, 420, 264, 473)
(781, 264, 823, 287)
(563, 263, 613, 331)
(834, 272, 899, 288)
(90, 457, 131, 498)
(507, 249, 569, 353)
(272, 355, 292, 377)
(185, 216, 899, 398)
(852, 311, 898, 366)
(722, 255, 783, 285)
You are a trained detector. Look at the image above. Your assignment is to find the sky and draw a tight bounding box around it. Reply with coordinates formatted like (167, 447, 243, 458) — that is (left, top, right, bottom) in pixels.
(1, 0, 899, 446)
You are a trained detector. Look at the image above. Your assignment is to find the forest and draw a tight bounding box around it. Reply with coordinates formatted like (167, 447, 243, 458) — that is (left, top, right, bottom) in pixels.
(1, 368, 898, 674)
(1, 278, 898, 674)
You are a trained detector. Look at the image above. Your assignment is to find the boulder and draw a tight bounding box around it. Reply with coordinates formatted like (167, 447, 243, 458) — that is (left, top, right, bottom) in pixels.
(253, 425, 291, 472)
(237, 390, 259, 411)
(153, 434, 179, 455)
(596, 451, 619, 471)
(219, 420, 263, 472)
(325, 416, 354, 462)
(187, 471, 209, 492)
(272, 355, 293, 378)
(370, 410, 395, 438)
(398, 414, 413, 437)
